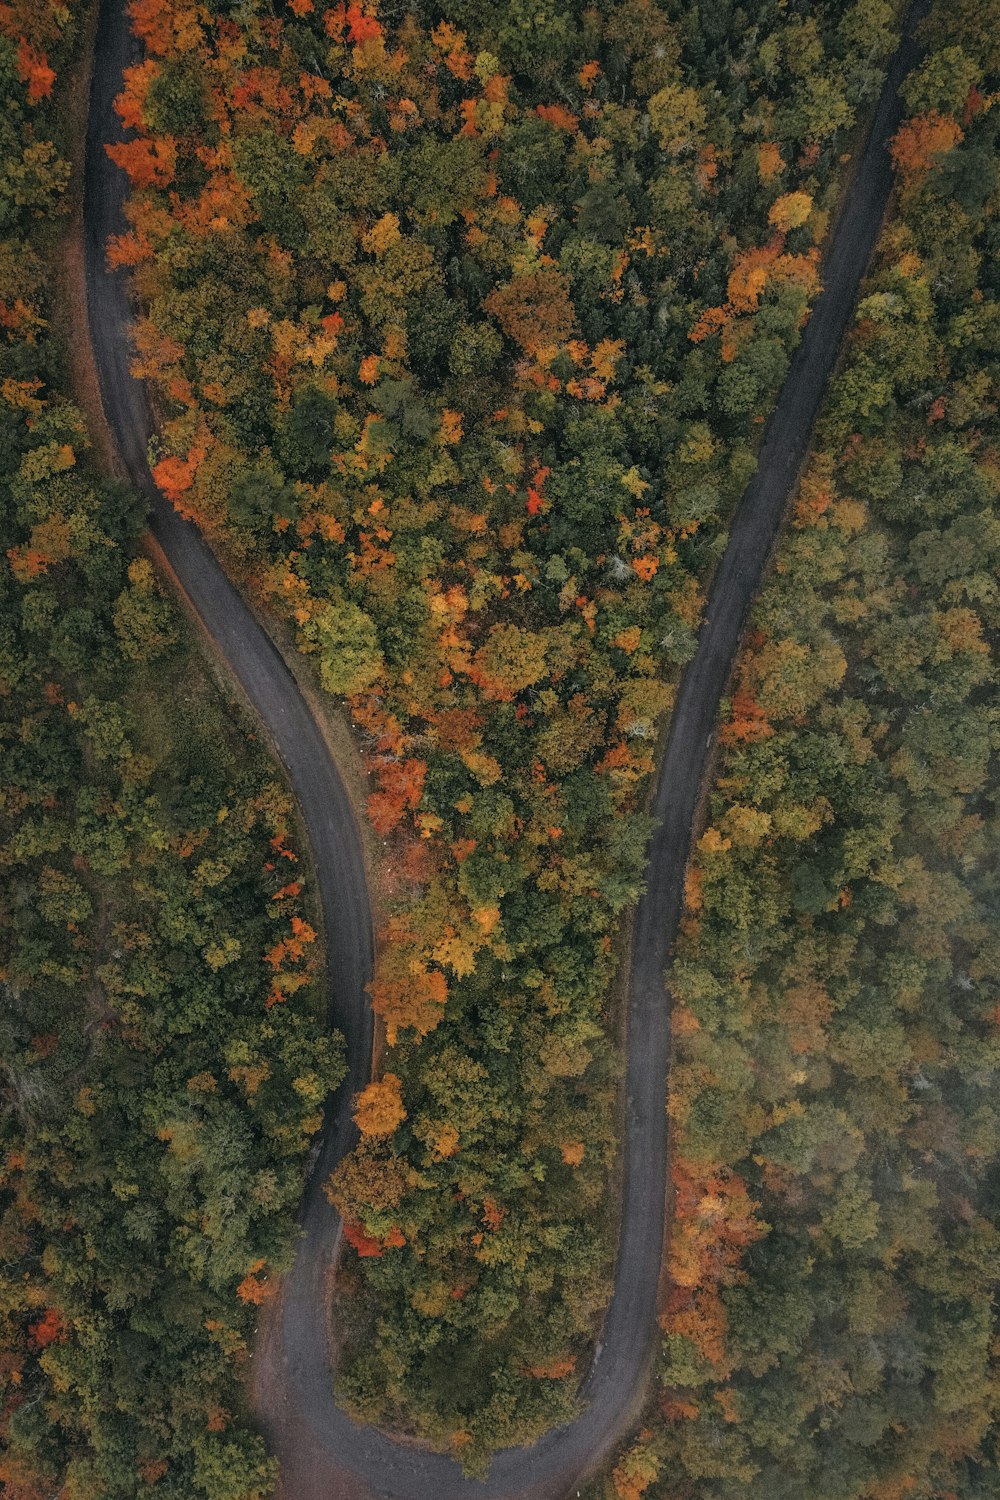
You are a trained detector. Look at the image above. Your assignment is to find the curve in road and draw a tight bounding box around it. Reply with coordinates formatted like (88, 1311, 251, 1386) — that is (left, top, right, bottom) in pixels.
(83, 0, 374, 1347)
(83, 1, 928, 1496)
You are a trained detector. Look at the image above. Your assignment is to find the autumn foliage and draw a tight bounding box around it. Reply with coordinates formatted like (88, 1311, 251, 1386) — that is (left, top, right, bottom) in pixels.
(16, 40, 55, 102)
(0, 9, 344, 1490)
(483, 269, 577, 354)
(353, 1074, 407, 1138)
(627, 19, 1000, 1494)
(891, 108, 964, 184)
(90, 0, 980, 1472)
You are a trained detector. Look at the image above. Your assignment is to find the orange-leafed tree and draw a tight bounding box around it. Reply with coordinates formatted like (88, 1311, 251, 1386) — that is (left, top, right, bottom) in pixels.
(891, 110, 964, 184)
(16, 40, 55, 102)
(236, 1258, 274, 1305)
(484, 268, 576, 355)
(354, 1074, 407, 1137)
(367, 757, 427, 834)
(370, 939, 449, 1043)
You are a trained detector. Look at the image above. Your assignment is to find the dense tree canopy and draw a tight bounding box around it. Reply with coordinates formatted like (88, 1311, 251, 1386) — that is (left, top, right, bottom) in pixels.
(7, 0, 999, 1490)
(0, 8, 342, 1495)
(108, 0, 911, 1462)
(607, 12, 1000, 1500)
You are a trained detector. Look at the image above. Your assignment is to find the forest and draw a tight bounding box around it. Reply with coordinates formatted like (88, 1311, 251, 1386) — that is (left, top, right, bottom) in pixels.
(0, 7, 343, 1496)
(2, 0, 998, 1494)
(105, 0, 909, 1461)
(610, 6, 1000, 1498)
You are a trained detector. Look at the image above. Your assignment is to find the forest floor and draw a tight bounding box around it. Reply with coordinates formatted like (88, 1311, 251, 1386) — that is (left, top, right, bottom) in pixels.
(81, 0, 929, 1495)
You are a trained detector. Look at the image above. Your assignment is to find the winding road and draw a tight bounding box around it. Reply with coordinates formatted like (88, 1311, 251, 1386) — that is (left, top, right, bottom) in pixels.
(83, 2, 928, 1495)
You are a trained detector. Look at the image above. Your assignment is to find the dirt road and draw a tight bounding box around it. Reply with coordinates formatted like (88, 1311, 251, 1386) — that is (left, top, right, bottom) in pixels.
(83, 1, 928, 1494)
